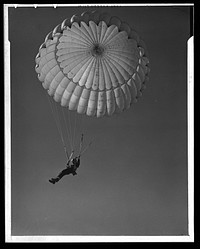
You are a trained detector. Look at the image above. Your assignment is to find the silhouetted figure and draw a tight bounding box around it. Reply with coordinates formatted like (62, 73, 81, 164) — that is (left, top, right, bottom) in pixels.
(49, 156, 80, 184)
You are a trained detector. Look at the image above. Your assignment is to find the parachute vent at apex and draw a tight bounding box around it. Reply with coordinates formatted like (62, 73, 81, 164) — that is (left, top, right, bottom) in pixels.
(35, 10, 150, 118)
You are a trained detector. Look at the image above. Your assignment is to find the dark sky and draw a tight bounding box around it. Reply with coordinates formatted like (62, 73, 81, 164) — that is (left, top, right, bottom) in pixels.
(10, 6, 190, 236)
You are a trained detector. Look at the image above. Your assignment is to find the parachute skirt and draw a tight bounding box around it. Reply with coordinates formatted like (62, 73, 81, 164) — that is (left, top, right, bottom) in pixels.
(35, 10, 150, 118)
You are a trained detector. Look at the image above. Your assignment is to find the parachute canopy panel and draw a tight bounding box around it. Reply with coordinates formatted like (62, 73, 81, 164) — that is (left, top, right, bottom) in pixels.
(35, 10, 150, 118)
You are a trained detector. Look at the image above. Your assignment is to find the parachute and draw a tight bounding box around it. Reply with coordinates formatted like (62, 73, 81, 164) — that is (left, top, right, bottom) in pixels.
(35, 10, 150, 158)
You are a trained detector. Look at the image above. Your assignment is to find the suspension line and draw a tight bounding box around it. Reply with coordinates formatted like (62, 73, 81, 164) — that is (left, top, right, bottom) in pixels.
(46, 94, 69, 160)
(61, 106, 73, 152)
(72, 112, 78, 151)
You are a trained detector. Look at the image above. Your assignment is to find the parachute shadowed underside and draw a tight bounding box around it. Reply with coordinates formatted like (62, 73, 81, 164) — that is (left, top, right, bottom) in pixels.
(35, 10, 150, 118)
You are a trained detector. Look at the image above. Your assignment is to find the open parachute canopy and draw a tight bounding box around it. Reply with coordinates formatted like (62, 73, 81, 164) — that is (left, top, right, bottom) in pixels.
(35, 10, 150, 118)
